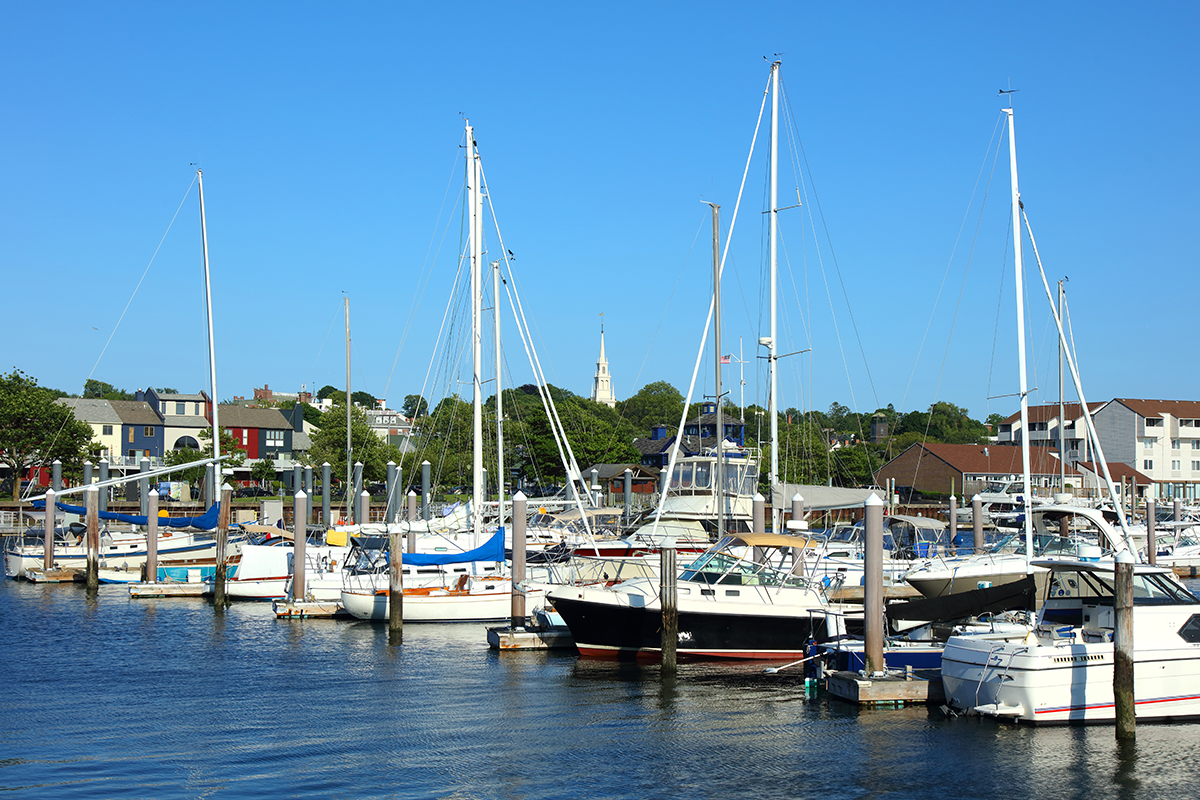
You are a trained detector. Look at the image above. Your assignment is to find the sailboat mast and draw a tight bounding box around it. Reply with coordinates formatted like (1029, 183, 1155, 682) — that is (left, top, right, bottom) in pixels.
(1058, 280, 1065, 494)
(493, 260, 505, 535)
(345, 297, 352, 522)
(197, 169, 220, 466)
(468, 122, 484, 540)
(768, 60, 780, 533)
(709, 202, 724, 540)
(1005, 107, 1035, 571)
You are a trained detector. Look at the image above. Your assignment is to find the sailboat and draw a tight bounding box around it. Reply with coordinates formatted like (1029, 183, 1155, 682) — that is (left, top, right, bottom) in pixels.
(341, 120, 538, 622)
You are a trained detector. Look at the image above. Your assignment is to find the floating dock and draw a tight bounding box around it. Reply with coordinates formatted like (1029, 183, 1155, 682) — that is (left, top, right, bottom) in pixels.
(128, 582, 207, 598)
(486, 625, 575, 651)
(24, 568, 82, 583)
(828, 584, 921, 602)
(273, 600, 349, 619)
(825, 668, 945, 706)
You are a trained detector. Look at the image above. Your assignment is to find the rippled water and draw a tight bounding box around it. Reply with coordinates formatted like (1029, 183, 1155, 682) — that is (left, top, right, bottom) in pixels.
(3, 579, 1200, 799)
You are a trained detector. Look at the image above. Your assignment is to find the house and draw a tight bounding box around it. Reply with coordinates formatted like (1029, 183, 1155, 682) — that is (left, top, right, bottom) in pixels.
(579, 464, 661, 495)
(873, 442, 1081, 498)
(56, 398, 124, 458)
(1092, 399, 1200, 501)
(105, 400, 165, 464)
(218, 404, 303, 462)
(366, 406, 416, 451)
(1073, 460, 1153, 502)
(633, 402, 746, 469)
(995, 402, 1105, 463)
(137, 389, 213, 451)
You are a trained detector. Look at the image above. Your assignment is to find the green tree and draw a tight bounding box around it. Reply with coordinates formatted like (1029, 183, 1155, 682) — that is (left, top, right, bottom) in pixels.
(403, 394, 429, 419)
(82, 378, 134, 401)
(278, 399, 322, 427)
(251, 458, 277, 489)
(0, 370, 95, 500)
(351, 390, 378, 408)
(617, 381, 684, 436)
(308, 402, 403, 485)
(317, 384, 339, 401)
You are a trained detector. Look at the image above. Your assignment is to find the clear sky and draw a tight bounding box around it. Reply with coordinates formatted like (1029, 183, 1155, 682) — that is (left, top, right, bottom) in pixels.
(4, 3, 1197, 423)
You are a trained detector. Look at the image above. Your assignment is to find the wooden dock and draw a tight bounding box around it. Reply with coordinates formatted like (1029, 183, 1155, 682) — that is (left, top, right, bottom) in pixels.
(1173, 565, 1200, 579)
(825, 668, 945, 706)
(486, 625, 576, 651)
(25, 568, 83, 583)
(828, 584, 921, 603)
(128, 582, 208, 598)
(273, 600, 349, 619)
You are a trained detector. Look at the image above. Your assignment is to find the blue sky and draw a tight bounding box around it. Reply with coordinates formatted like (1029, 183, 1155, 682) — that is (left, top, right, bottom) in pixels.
(4, 3, 1197, 423)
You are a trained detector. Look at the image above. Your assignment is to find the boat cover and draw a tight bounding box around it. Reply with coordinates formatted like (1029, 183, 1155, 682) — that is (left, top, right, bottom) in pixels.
(886, 575, 1036, 624)
(31, 500, 221, 530)
(394, 528, 505, 566)
(772, 483, 883, 511)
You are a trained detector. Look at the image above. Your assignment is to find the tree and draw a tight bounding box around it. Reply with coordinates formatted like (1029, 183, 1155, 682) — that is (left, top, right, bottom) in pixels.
(403, 394, 428, 419)
(617, 381, 684, 436)
(351, 390, 377, 408)
(278, 399, 322, 427)
(317, 385, 339, 401)
(307, 401, 403, 484)
(986, 412, 1006, 428)
(251, 459, 277, 489)
(0, 370, 95, 500)
(82, 378, 133, 401)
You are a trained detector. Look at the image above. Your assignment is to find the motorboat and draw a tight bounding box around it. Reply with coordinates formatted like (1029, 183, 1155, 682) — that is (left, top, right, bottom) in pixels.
(547, 532, 862, 661)
(5, 523, 217, 579)
(797, 514, 951, 588)
(940, 558, 1200, 724)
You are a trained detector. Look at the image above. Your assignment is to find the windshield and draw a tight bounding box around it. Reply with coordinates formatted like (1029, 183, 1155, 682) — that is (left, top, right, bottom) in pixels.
(680, 537, 810, 589)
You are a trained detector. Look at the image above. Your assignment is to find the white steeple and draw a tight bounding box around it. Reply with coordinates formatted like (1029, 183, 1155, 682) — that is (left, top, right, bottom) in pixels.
(592, 315, 616, 408)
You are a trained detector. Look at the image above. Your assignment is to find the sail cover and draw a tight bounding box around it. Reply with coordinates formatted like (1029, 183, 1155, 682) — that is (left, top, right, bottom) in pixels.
(396, 528, 506, 566)
(31, 500, 221, 530)
(771, 483, 882, 511)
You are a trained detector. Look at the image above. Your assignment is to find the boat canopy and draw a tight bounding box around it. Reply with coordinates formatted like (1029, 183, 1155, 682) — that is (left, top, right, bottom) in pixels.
(32, 499, 220, 530)
(771, 483, 882, 511)
(730, 532, 815, 549)
(396, 528, 506, 566)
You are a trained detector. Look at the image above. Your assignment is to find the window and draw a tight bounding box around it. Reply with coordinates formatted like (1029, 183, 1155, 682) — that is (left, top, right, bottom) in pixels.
(1173, 439, 1182, 450)
(241, 430, 248, 445)
(1193, 441, 1200, 451)
(1144, 459, 1154, 470)
(1193, 461, 1200, 471)
(102, 424, 112, 435)
(194, 403, 201, 415)
(176, 402, 186, 415)
(1146, 418, 1164, 428)
(1173, 460, 1181, 471)
(128, 428, 134, 443)
(265, 430, 284, 446)
(1144, 438, 1155, 450)
(143, 426, 154, 437)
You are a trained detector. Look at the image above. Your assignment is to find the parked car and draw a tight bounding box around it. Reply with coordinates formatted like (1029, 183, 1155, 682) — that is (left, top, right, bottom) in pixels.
(235, 486, 273, 498)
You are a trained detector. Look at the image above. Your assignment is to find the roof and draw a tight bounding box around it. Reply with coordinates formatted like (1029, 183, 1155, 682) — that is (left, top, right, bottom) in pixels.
(107, 400, 163, 426)
(890, 442, 1080, 478)
(57, 398, 122, 425)
(633, 434, 727, 457)
(687, 412, 746, 427)
(292, 432, 313, 451)
(164, 415, 210, 429)
(157, 392, 208, 403)
(1109, 398, 1200, 420)
(1074, 461, 1153, 484)
(217, 405, 291, 430)
(1002, 402, 1105, 425)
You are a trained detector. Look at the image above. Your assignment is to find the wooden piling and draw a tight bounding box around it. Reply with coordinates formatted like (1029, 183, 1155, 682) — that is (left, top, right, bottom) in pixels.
(388, 527, 403, 636)
(407, 491, 417, 553)
(863, 493, 884, 675)
(213, 485, 232, 609)
(972, 494, 984, 554)
(360, 490, 370, 527)
(146, 489, 159, 582)
(660, 540, 677, 675)
(293, 490, 307, 602)
(511, 492, 527, 629)
(948, 494, 957, 555)
(85, 487, 99, 589)
(321, 462, 331, 526)
(1146, 499, 1156, 565)
(1114, 550, 1136, 739)
(43, 487, 55, 570)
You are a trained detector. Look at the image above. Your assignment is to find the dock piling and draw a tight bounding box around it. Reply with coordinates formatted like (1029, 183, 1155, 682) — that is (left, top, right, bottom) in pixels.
(421, 461, 431, 520)
(511, 492, 527, 629)
(1114, 550, 1136, 739)
(660, 539, 677, 675)
(98, 458, 109, 514)
(146, 489, 159, 582)
(1146, 499, 1156, 565)
(85, 488, 99, 589)
(972, 494, 983, 554)
(388, 527, 403, 636)
(43, 488, 55, 570)
(293, 490, 307, 602)
(386, 461, 397, 524)
(213, 485, 232, 609)
(864, 493, 884, 675)
(948, 494, 957, 555)
(321, 462, 331, 526)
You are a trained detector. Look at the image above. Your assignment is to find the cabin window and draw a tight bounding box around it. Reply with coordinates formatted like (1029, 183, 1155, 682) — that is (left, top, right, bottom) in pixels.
(102, 425, 112, 435)
(693, 462, 710, 489)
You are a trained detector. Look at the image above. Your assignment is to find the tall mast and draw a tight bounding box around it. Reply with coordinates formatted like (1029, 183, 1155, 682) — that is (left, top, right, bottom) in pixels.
(344, 296, 352, 521)
(708, 202, 724, 539)
(467, 121, 484, 541)
(1005, 107, 1035, 570)
(768, 60, 781, 532)
(1058, 279, 1065, 494)
(198, 169, 220, 466)
(493, 259, 505, 536)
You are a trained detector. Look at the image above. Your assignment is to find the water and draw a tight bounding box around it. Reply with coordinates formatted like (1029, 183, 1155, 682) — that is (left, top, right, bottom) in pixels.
(3, 579, 1200, 800)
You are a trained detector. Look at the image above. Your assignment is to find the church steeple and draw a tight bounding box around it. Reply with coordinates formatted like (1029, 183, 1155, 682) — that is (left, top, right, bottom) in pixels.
(591, 314, 616, 408)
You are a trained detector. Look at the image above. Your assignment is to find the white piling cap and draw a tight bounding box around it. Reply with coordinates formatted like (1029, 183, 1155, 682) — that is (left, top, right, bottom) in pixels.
(865, 493, 884, 507)
(148, 488, 159, 497)
(753, 492, 764, 501)
(792, 493, 804, 502)
(513, 490, 527, 501)
(1115, 550, 1135, 564)
(972, 493, 983, 502)
(295, 489, 307, 499)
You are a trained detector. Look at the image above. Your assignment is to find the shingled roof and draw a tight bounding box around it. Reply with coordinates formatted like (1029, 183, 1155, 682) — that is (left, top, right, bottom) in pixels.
(107, 400, 164, 426)
(1108, 399, 1200, 420)
(906, 442, 1079, 477)
(1002, 402, 1105, 425)
(217, 405, 291, 429)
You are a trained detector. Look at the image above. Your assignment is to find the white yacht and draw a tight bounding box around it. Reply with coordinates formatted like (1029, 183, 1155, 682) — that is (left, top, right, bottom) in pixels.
(941, 558, 1200, 724)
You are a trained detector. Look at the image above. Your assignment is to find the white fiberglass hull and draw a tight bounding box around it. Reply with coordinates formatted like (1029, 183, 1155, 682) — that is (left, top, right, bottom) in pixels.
(6, 535, 215, 579)
(341, 579, 543, 622)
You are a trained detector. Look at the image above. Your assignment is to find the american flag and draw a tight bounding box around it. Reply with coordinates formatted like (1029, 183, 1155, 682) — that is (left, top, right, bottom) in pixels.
(720, 355, 731, 364)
